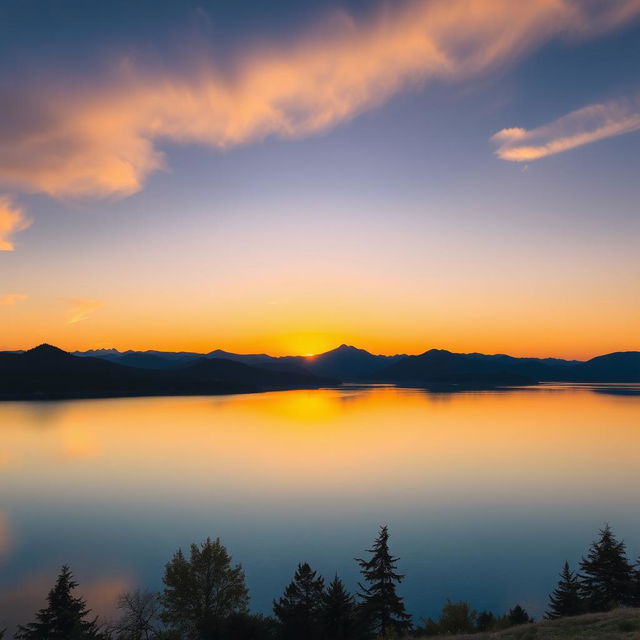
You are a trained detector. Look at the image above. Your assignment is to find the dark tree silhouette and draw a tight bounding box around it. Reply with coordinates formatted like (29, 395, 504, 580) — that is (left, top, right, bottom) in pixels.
(160, 537, 249, 640)
(630, 557, 640, 608)
(356, 526, 411, 637)
(320, 575, 358, 640)
(546, 561, 583, 619)
(507, 605, 532, 626)
(15, 566, 100, 639)
(434, 600, 477, 634)
(110, 589, 161, 639)
(273, 563, 325, 640)
(219, 612, 277, 640)
(475, 611, 495, 632)
(579, 524, 635, 611)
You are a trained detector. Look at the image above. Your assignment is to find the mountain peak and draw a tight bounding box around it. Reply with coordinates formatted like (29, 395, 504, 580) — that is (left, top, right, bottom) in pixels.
(334, 344, 361, 353)
(25, 344, 70, 359)
(419, 348, 453, 357)
(27, 343, 68, 355)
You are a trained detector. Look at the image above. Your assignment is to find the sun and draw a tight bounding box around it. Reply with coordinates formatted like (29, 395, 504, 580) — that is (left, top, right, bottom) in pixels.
(279, 332, 339, 357)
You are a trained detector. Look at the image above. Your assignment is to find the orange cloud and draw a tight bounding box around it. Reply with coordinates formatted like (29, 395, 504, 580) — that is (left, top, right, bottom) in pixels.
(493, 95, 640, 161)
(67, 298, 104, 324)
(0, 196, 31, 250)
(1, 0, 639, 198)
(0, 293, 28, 306)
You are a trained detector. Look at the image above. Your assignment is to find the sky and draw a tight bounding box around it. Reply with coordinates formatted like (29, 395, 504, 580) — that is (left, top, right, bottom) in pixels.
(1, 0, 639, 359)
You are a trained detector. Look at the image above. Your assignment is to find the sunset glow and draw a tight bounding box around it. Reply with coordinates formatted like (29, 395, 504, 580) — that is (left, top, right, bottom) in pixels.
(1, 0, 639, 358)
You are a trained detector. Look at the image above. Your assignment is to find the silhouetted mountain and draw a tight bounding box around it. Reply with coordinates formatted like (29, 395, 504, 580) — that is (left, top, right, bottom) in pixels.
(0, 344, 332, 400)
(205, 345, 404, 379)
(115, 352, 178, 370)
(300, 344, 404, 379)
(73, 348, 122, 359)
(371, 348, 640, 385)
(49, 344, 640, 388)
(74, 349, 203, 368)
(206, 349, 310, 374)
(181, 357, 334, 390)
(567, 351, 640, 382)
(371, 349, 545, 386)
(207, 349, 271, 363)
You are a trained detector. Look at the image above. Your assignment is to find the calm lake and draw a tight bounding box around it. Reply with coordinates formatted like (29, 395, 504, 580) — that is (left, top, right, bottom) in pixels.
(1, 384, 639, 629)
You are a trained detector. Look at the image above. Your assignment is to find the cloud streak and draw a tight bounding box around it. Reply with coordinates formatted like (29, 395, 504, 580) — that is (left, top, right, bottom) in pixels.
(0, 293, 28, 306)
(67, 298, 104, 324)
(0, 196, 31, 250)
(1, 0, 639, 198)
(493, 95, 640, 161)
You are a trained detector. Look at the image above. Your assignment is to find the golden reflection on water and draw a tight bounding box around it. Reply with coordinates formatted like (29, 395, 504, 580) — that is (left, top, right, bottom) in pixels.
(1, 385, 639, 511)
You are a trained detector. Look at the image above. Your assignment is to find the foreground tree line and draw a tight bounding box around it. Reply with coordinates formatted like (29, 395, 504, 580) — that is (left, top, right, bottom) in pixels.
(4, 524, 640, 640)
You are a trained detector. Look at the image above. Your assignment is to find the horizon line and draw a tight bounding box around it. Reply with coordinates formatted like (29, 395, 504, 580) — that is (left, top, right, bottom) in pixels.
(6, 341, 640, 363)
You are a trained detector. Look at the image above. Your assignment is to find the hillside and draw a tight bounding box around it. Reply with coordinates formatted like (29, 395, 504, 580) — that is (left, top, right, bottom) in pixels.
(61, 344, 640, 387)
(370, 349, 545, 386)
(412, 608, 640, 640)
(371, 349, 640, 386)
(0, 344, 331, 400)
(180, 357, 336, 390)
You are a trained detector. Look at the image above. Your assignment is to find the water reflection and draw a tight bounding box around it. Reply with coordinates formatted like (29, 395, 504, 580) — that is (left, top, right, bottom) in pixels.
(0, 385, 639, 631)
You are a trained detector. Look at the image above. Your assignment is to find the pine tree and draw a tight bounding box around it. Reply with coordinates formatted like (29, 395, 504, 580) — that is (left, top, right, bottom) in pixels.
(356, 526, 411, 637)
(579, 524, 635, 611)
(546, 561, 584, 619)
(15, 565, 100, 639)
(632, 557, 640, 607)
(506, 605, 532, 626)
(320, 575, 358, 640)
(273, 562, 325, 640)
(160, 537, 249, 639)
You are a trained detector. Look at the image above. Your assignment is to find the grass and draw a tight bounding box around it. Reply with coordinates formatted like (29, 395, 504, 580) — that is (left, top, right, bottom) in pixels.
(412, 608, 640, 640)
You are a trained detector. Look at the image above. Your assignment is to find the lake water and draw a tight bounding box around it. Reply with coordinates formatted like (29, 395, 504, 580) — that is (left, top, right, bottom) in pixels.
(1, 384, 639, 630)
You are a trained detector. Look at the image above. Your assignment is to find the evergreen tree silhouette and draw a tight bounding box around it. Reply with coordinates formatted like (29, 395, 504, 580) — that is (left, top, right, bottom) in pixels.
(632, 557, 640, 607)
(273, 562, 325, 640)
(160, 537, 249, 639)
(507, 604, 532, 626)
(546, 561, 584, 619)
(15, 565, 100, 639)
(579, 524, 634, 611)
(355, 526, 411, 637)
(475, 611, 495, 632)
(320, 575, 358, 640)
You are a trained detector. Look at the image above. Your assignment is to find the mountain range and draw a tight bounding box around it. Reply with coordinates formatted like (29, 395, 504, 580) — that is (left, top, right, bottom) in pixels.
(0, 344, 334, 400)
(73, 344, 640, 383)
(0, 343, 638, 400)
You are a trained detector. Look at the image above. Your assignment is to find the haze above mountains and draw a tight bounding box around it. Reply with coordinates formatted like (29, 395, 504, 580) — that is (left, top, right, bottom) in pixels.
(0, 343, 638, 400)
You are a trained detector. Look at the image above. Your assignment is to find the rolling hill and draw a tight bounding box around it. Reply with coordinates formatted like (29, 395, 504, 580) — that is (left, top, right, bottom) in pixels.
(0, 344, 331, 400)
(61, 344, 640, 390)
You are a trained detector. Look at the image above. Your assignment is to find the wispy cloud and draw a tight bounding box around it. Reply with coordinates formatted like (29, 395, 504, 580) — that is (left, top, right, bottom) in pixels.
(0, 195, 31, 250)
(0, 293, 28, 305)
(492, 95, 640, 161)
(1, 0, 639, 198)
(67, 298, 104, 324)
